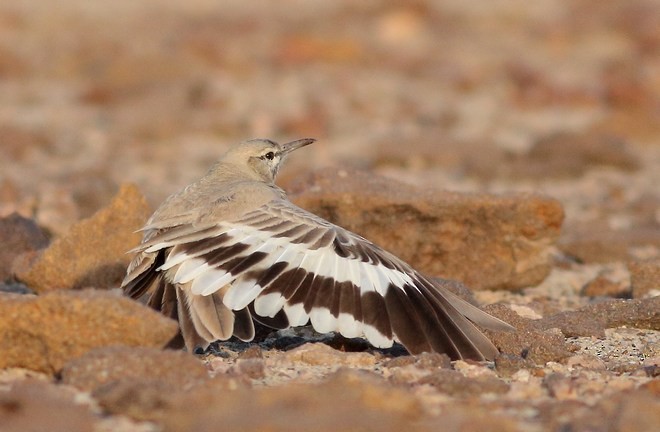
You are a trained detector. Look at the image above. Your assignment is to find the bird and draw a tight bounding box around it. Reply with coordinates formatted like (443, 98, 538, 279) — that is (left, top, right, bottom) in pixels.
(121, 138, 513, 360)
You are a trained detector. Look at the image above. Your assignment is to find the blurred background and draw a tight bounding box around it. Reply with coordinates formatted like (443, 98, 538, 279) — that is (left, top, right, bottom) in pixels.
(1, 0, 659, 247)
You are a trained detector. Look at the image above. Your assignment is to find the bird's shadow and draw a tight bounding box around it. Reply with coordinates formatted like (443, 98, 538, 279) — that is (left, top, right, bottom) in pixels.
(205, 323, 408, 358)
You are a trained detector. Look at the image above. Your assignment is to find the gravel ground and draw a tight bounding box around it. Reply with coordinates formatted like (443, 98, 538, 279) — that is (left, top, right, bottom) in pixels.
(1, 1, 658, 431)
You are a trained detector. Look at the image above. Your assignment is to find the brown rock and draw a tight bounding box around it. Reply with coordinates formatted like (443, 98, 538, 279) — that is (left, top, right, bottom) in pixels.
(543, 373, 579, 400)
(483, 303, 572, 365)
(580, 275, 630, 298)
(417, 369, 509, 396)
(535, 309, 607, 338)
(536, 298, 660, 337)
(0, 46, 27, 78)
(0, 380, 96, 432)
(277, 342, 377, 367)
(64, 170, 121, 220)
(494, 353, 536, 376)
(559, 225, 660, 263)
(550, 387, 660, 432)
(588, 297, 660, 331)
(60, 346, 209, 392)
(90, 379, 176, 422)
(0, 289, 178, 373)
(383, 352, 452, 370)
(565, 354, 606, 371)
(413, 352, 453, 369)
(372, 136, 506, 178)
(421, 401, 519, 431)
(14, 183, 150, 292)
(289, 168, 563, 290)
(629, 258, 660, 298)
(233, 358, 266, 379)
(0, 124, 51, 162)
(384, 353, 451, 370)
(161, 369, 424, 432)
(0, 213, 49, 281)
(522, 131, 640, 177)
(237, 344, 264, 360)
(611, 388, 660, 432)
(91, 373, 246, 422)
(379, 131, 642, 182)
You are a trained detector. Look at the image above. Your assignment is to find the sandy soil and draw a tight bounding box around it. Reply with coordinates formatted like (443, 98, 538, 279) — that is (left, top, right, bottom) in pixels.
(0, 1, 658, 431)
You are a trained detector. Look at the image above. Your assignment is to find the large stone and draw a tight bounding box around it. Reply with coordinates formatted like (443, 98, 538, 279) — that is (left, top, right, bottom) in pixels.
(0, 213, 49, 281)
(482, 303, 572, 365)
(14, 183, 150, 292)
(276, 342, 377, 368)
(0, 380, 96, 432)
(540, 387, 660, 432)
(535, 297, 660, 337)
(559, 225, 660, 264)
(0, 289, 178, 374)
(60, 346, 213, 421)
(60, 346, 209, 392)
(289, 168, 563, 290)
(521, 131, 640, 178)
(416, 369, 510, 396)
(628, 258, 660, 298)
(161, 369, 425, 432)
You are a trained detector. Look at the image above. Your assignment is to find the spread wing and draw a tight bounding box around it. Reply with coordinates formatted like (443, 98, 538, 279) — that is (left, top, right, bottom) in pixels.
(122, 199, 512, 360)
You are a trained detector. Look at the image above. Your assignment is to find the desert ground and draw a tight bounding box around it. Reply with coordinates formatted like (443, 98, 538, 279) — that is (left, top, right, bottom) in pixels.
(1, 1, 658, 431)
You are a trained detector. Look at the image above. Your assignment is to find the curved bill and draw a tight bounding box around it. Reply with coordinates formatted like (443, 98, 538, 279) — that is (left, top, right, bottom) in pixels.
(281, 138, 316, 154)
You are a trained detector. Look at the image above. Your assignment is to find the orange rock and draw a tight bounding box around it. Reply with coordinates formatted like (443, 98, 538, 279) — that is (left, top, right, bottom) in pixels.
(0, 289, 178, 374)
(14, 183, 150, 292)
(289, 168, 564, 291)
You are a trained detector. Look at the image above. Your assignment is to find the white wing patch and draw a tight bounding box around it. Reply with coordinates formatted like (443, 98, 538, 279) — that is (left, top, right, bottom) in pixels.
(253, 292, 287, 318)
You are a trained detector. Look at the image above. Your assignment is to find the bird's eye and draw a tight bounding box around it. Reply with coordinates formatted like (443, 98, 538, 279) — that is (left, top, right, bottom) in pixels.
(264, 151, 275, 160)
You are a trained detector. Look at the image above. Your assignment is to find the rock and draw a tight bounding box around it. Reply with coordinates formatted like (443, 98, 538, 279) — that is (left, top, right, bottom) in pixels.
(416, 369, 509, 397)
(0, 124, 51, 162)
(543, 373, 580, 400)
(580, 275, 630, 298)
(91, 379, 176, 422)
(276, 342, 377, 368)
(91, 374, 246, 422)
(60, 346, 209, 392)
(237, 345, 264, 360)
(0, 289, 178, 373)
(0, 380, 96, 432)
(372, 136, 505, 177)
(522, 132, 640, 178)
(483, 304, 572, 365)
(536, 298, 660, 337)
(0, 213, 49, 281)
(609, 388, 660, 432)
(422, 401, 520, 431)
(289, 168, 564, 290)
(628, 258, 660, 298)
(161, 369, 424, 432)
(374, 131, 641, 182)
(555, 387, 660, 432)
(494, 353, 537, 377)
(411, 352, 453, 370)
(233, 359, 266, 379)
(14, 184, 150, 292)
(565, 354, 606, 371)
(559, 225, 660, 264)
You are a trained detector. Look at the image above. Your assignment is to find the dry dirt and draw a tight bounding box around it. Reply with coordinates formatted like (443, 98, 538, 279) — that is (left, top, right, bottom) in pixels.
(0, 1, 659, 431)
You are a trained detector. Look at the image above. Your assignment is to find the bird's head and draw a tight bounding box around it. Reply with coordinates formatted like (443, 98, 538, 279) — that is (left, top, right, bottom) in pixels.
(219, 138, 315, 183)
